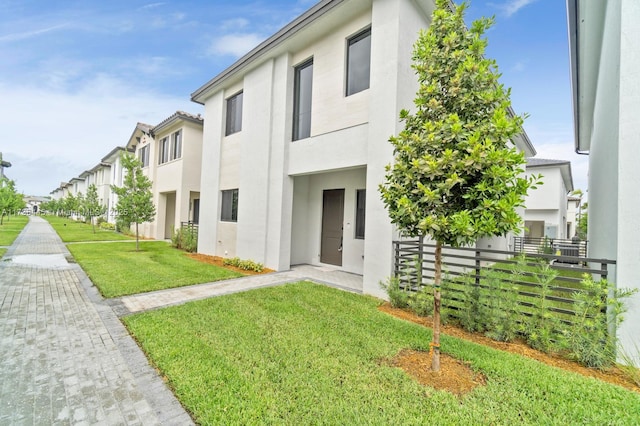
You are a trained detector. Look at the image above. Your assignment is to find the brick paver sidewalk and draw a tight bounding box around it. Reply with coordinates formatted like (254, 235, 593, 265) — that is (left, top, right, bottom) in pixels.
(0, 216, 192, 425)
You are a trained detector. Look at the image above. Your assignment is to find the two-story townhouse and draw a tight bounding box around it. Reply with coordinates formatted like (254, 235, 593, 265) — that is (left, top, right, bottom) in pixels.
(125, 113, 204, 240)
(567, 0, 640, 364)
(101, 146, 132, 224)
(88, 162, 112, 208)
(523, 158, 574, 240)
(191, 0, 535, 297)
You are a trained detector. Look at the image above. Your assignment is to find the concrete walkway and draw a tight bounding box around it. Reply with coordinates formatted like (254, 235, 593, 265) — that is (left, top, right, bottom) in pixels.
(111, 264, 363, 317)
(0, 216, 365, 425)
(0, 217, 193, 425)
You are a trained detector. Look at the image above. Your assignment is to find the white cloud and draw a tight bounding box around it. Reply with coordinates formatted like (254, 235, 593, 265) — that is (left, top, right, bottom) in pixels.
(0, 78, 201, 195)
(0, 24, 67, 43)
(221, 18, 250, 31)
(493, 0, 538, 17)
(139, 2, 166, 10)
(208, 33, 265, 57)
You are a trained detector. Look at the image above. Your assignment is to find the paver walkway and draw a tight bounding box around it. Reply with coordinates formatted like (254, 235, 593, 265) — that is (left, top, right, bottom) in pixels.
(0, 217, 193, 425)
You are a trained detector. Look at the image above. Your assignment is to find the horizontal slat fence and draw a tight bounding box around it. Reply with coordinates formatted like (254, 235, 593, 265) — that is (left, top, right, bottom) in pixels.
(393, 240, 615, 325)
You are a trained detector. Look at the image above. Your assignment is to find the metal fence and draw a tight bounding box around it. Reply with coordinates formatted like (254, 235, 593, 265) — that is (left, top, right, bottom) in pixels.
(180, 221, 198, 240)
(513, 236, 588, 259)
(393, 239, 615, 323)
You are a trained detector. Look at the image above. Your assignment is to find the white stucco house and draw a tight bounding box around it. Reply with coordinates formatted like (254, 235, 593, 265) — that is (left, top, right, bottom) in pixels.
(101, 146, 132, 224)
(523, 158, 574, 240)
(567, 0, 640, 364)
(191, 0, 535, 298)
(566, 195, 581, 239)
(127, 111, 204, 240)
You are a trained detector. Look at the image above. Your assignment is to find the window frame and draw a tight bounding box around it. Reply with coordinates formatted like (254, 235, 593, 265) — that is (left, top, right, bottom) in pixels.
(170, 130, 182, 161)
(138, 144, 149, 167)
(158, 137, 169, 164)
(355, 189, 366, 239)
(225, 91, 243, 136)
(346, 27, 372, 97)
(292, 58, 314, 141)
(220, 189, 239, 222)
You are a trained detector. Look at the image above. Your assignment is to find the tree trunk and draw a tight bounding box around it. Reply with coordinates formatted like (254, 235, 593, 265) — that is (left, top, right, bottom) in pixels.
(92, 215, 96, 234)
(135, 222, 139, 251)
(432, 240, 442, 372)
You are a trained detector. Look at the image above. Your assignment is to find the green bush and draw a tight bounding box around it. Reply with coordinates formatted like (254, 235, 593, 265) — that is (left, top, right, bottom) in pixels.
(171, 227, 198, 253)
(99, 221, 116, 231)
(563, 275, 637, 368)
(222, 257, 264, 272)
(380, 276, 410, 309)
(408, 284, 433, 317)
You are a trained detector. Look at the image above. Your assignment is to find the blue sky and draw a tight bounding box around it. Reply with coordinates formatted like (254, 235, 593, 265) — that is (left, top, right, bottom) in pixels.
(0, 0, 584, 196)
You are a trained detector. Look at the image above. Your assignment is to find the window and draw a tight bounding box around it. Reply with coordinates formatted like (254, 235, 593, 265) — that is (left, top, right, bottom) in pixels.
(355, 189, 366, 239)
(138, 145, 149, 167)
(346, 28, 371, 96)
(225, 92, 243, 136)
(170, 130, 182, 160)
(221, 189, 238, 222)
(293, 59, 313, 141)
(159, 137, 169, 164)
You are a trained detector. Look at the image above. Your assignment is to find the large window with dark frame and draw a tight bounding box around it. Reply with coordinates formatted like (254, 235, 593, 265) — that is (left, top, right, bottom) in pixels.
(355, 189, 366, 239)
(170, 130, 182, 160)
(346, 28, 371, 96)
(158, 137, 169, 164)
(220, 189, 239, 222)
(225, 91, 243, 136)
(292, 58, 313, 141)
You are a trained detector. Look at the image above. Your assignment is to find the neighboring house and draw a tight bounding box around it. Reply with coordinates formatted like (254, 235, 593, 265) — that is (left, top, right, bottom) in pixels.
(22, 195, 50, 214)
(567, 0, 640, 364)
(523, 158, 574, 240)
(68, 177, 86, 198)
(566, 195, 581, 239)
(191, 0, 535, 297)
(101, 146, 132, 224)
(126, 112, 204, 240)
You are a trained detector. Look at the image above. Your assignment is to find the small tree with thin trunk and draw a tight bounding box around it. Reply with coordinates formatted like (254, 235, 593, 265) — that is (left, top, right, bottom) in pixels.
(111, 153, 155, 251)
(380, 0, 539, 372)
(84, 183, 106, 233)
(0, 177, 24, 224)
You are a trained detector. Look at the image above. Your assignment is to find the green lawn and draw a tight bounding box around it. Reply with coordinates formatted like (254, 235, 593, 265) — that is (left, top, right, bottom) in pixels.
(43, 215, 133, 242)
(124, 282, 640, 425)
(0, 215, 29, 246)
(67, 241, 243, 297)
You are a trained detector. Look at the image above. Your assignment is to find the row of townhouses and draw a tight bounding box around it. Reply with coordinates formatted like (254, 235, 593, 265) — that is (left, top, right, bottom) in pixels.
(50, 0, 576, 301)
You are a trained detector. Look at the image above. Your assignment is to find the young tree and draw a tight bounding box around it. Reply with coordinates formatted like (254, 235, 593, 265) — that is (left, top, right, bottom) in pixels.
(83, 184, 107, 233)
(111, 153, 155, 251)
(0, 177, 24, 224)
(380, 0, 538, 372)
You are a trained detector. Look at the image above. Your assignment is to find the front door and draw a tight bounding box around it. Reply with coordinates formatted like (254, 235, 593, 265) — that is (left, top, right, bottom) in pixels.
(320, 189, 344, 266)
(193, 199, 200, 224)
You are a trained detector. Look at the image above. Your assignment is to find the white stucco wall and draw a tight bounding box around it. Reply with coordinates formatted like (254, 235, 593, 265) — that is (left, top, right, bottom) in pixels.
(579, 0, 640, 365)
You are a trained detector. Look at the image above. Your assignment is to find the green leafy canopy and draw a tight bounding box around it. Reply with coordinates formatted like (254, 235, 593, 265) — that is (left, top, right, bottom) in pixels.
(380, 0, 539, 247)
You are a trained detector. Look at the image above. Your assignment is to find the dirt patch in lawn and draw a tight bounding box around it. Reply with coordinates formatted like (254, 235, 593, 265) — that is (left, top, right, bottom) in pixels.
(383, 349, 487, 396)
(379, 303, 640, 395)
(187, 253, 274, 276)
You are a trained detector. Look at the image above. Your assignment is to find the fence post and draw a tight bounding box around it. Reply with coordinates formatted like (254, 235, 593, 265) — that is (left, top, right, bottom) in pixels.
(394, 241, 399, 277)
(475, 249, 481, 287)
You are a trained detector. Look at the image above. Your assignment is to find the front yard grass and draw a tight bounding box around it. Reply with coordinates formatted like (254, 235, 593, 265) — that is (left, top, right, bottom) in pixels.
(124, 282, 640, 425)
(67, 241, 243, 297)
(44, 215, 133, 242)
(0, 215, 28, 246)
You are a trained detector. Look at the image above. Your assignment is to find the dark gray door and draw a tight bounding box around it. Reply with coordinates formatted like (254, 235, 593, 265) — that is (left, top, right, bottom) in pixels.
(321, 189, 344, 266)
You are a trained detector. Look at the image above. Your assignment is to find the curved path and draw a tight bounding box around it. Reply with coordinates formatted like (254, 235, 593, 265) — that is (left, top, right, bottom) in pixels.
(0, 216, 193, 425)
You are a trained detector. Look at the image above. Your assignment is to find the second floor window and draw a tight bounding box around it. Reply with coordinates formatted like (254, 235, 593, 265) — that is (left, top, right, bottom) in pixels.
(346, 28, 371, 96)
(226, 91, 243, 136)
(138, 145, 149, 167)
(171, 130, 182, 161)
(159, 137, 169, 164)
(293, 59, 313, 141)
